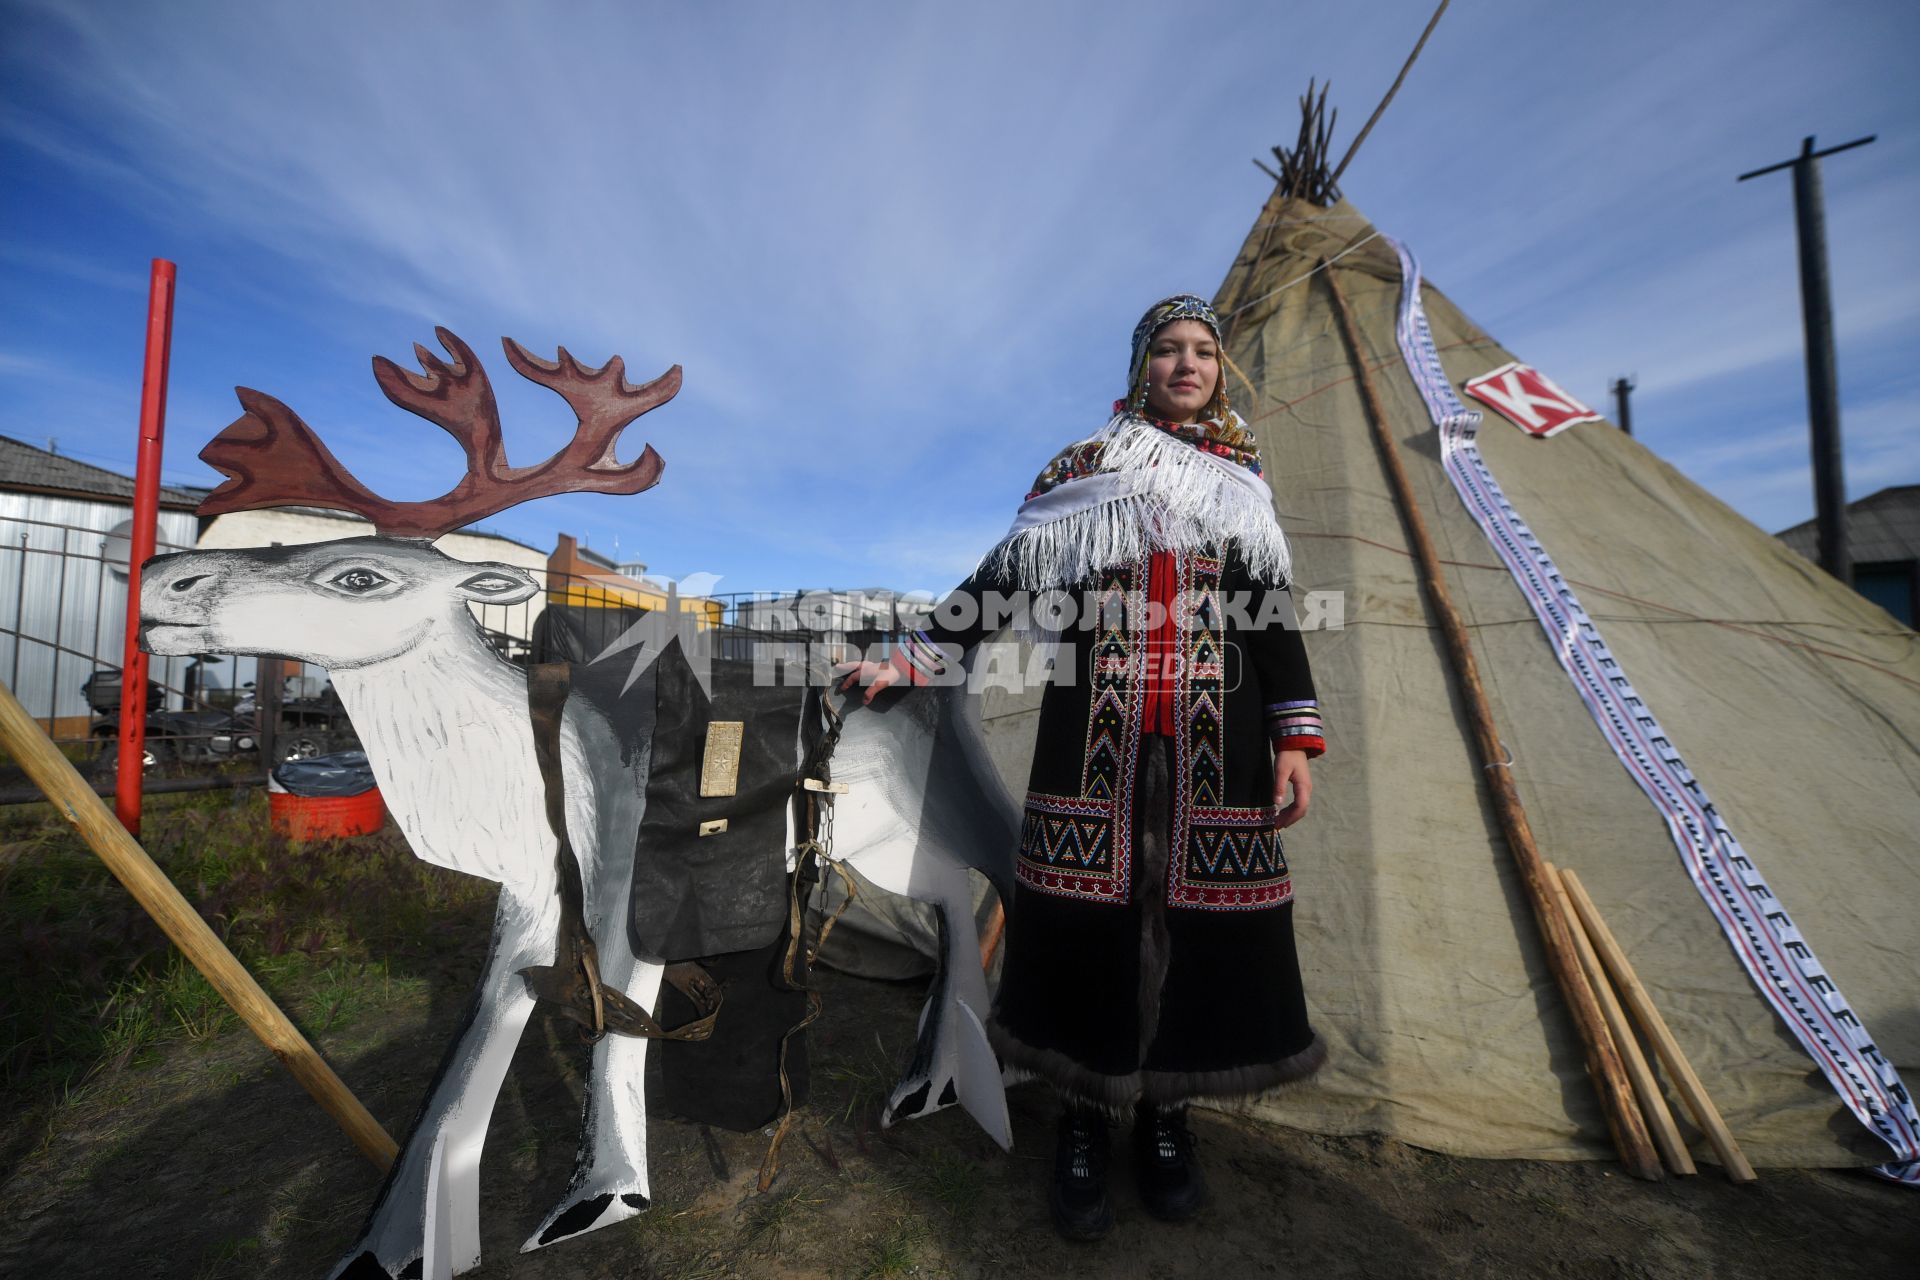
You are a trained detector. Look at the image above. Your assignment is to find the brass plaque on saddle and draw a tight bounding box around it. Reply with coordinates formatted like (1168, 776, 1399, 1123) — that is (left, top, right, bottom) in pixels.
(699, 721, 745, 797)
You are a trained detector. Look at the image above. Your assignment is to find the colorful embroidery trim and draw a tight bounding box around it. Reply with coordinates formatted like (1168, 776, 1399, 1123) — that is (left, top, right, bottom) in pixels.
(1172, 804, 1293, 910)
(1018, 791, 1128, 903)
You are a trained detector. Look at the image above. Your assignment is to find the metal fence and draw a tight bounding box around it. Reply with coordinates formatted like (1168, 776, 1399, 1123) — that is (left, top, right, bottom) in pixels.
(0, 511, 207, 739)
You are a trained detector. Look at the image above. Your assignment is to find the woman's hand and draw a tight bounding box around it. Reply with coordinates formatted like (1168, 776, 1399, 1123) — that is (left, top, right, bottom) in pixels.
(1273, 748, 1312, 828)
(834, 659, 903, 706)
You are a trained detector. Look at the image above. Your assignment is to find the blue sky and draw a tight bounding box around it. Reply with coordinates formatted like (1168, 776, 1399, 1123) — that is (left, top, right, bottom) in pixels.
(3, 0, 1915, 595)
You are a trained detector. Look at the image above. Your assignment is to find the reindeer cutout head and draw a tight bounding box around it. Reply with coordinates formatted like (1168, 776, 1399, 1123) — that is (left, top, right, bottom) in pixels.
(142, 538, 540, 668)
(142, 329, 675, 670)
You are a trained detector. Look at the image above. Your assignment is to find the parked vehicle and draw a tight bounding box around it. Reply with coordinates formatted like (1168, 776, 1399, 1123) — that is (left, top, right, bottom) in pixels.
(82, 667, 358, 776)
(234, 680, 360, 759)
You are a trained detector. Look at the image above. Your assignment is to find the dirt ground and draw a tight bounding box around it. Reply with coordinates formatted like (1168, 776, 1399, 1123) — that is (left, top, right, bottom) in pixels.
(1, 947, 1913, 1280)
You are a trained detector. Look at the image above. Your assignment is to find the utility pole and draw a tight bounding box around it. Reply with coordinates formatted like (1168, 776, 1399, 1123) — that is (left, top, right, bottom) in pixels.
(1737, 133, 1875, 587)
(1610, 377, 1634, 437)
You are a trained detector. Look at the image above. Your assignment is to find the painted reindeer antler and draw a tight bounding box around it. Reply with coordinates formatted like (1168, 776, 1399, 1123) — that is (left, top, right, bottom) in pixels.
(197, 328, 672, 538)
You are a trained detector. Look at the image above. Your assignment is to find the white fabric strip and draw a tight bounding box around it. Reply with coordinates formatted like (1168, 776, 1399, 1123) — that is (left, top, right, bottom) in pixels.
(1385, 235, 1920, 1184)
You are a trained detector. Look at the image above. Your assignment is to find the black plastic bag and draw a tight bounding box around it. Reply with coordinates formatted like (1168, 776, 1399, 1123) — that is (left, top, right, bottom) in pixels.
(270, 750, 377, 797)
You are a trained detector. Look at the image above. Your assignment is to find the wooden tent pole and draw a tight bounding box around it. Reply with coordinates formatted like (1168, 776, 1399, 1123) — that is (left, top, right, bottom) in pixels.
(1546, 862, 1695, 1175)
(1321, 266, 1662, 1180)
(1327, 0, 1451, 189)
(1560, 868, 1758, 1183)
(0, 678, 398, 1171)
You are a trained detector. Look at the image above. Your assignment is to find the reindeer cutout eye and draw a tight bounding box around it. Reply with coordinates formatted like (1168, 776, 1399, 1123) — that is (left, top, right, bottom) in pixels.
(460, 572, 524, 597)
(313, 565, 400, 597)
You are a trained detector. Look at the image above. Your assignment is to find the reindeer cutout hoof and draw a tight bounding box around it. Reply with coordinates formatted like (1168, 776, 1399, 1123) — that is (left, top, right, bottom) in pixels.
(881, 993, 1011, 1148)
(328, 1252, 431, 1280)
(331, 1251, 411, 1280)
(523, 1187, 650, 1253)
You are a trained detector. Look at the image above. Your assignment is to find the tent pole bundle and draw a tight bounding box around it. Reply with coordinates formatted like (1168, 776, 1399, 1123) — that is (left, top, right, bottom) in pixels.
(1560, 866, 1759, 1183)
(1254, 1, 1450, 207)
(1546, 862, 1696, 1177)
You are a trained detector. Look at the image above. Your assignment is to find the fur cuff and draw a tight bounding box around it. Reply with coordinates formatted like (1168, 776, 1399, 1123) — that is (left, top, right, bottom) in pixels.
(987, 1019, 1327, 1122)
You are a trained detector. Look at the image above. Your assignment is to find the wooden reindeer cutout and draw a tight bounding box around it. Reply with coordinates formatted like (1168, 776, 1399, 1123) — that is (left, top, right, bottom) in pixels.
(140, 332, 1016, 1280)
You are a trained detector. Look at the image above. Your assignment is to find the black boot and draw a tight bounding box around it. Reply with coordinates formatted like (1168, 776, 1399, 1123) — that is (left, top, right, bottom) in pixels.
(1050, 1106, 1115, 1241)
(1134, 1101, 1206, 1221)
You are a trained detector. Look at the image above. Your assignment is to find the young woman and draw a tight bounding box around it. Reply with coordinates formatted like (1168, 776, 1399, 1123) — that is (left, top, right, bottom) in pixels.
(840, 295, 1326, 1239)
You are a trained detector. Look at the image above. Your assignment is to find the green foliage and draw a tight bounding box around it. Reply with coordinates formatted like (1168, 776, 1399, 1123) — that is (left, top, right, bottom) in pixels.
(858, 1221, 926, 1278)
(0, 789, 492, 1107)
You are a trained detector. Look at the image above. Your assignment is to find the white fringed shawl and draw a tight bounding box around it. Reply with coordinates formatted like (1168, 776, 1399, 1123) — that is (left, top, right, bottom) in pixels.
(977, 412, 1292, 593)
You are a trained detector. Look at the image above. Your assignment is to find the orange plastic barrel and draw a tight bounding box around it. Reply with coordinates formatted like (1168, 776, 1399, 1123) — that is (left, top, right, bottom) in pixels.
(269, 787, 386, 839)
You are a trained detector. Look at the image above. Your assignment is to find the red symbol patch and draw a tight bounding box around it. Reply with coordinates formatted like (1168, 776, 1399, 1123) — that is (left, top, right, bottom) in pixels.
(1463, 362, 1603, 438)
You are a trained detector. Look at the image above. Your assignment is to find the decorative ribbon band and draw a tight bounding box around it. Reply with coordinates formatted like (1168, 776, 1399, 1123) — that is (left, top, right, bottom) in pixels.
(1385, 236, 1920, 1184)
(1266, 698, 1325, 755)
(888, 629, 947, 686)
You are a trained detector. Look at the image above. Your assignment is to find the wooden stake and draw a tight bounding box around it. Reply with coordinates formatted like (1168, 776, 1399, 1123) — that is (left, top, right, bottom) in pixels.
(1546, 862, 1695, 1175)
(1322, 267, 1661, 1180)
(0, 678, 398, 1171)
(1559, 868, 1759, 1184)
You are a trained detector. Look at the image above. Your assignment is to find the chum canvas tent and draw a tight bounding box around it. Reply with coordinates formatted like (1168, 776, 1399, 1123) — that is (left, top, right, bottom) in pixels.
(833, 188, 1920, 1177)
(1206, 193, 1917, 1173)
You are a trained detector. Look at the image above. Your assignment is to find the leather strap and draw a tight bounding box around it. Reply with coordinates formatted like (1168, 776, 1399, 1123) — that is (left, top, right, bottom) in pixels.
(758, 691, 853, 1190)
(517, 661, 722, 1042)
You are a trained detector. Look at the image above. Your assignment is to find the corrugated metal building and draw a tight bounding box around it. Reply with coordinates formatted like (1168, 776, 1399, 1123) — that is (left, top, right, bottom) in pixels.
(1, 437, 203, 736)
(1776, 484, 1920, 627)
(0, 435, 202, 737)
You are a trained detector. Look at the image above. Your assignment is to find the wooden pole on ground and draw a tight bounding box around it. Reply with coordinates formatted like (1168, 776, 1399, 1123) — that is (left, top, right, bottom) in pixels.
(0, 677, 398, 1172)
(1560, 867, 1758, 1183)
(1323, 266, 1662, 1181)
(1546, 862, 1694, 1175)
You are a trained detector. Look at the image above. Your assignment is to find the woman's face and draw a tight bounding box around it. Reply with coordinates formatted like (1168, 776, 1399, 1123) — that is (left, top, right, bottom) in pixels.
(1142, 319, 1220, 423)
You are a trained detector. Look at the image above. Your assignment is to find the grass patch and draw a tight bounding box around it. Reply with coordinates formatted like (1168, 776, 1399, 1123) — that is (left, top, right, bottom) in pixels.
(0, 789, 491, 1117)
(192, 1233, 261, 1280)
(738, 1185, 826, 1252)
(904, 1146, 988, 1222)
(815, 1030, 900, 1127)
(858, 1220, 926, 1278)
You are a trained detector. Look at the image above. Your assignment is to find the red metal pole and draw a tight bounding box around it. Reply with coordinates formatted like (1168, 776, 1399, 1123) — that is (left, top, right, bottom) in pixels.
(117, 258, 177, 835)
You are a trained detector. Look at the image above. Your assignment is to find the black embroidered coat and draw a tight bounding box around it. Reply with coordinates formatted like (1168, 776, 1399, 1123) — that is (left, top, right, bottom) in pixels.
(893, 540, 1329, 1110)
